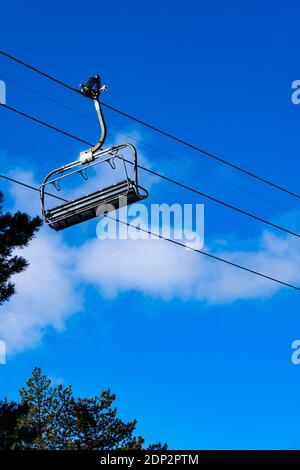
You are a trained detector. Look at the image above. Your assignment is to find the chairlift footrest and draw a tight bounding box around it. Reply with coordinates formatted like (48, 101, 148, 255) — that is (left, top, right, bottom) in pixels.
(45, 180, 145, 231)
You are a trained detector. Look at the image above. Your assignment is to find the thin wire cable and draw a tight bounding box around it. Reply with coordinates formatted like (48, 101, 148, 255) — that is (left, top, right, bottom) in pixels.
(102, 103, 300, 200)
(1, 49, 299, 200)
(1, 102, 300, 240)
(129, 159, 300, 239)
(0, 50, 80, 95)
(2, 73, 299, 218)
(1, 103, 91, 146)
(1, 170, 299, 292)
(106, 215, 300, 292)
(0, 174, 67, 201)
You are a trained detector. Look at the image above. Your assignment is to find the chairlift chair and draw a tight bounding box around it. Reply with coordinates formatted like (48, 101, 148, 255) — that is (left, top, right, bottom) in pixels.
(39, 75, 148, 231)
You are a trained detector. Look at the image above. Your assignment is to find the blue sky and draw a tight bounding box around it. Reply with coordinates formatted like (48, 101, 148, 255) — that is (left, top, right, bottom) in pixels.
(1, 0, 300, 449)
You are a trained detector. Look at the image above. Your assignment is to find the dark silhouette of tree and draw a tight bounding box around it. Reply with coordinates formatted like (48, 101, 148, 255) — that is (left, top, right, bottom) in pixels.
(17, 367, 166, 450)
(72, 391, 145, 450)
(0, 191, 42, 304)
(147, 442, 168, 451)
(0, 399, 36, 449)
(19, 367, 62, 449)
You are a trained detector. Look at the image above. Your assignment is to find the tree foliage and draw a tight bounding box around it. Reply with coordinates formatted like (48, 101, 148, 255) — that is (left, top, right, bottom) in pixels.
(7, 367, 166, 450)
(71, 391, 144, 450)
(0, 191, 42, 304)
(0, 399, 36, 449)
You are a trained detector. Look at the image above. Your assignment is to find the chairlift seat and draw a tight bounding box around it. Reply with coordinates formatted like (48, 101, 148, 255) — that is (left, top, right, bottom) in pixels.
(45, 180, 144, 231)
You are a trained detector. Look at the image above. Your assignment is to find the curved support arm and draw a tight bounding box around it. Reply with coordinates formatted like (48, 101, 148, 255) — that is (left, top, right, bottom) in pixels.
(79, 98, 107, 164)
(91, 98, 107, 154)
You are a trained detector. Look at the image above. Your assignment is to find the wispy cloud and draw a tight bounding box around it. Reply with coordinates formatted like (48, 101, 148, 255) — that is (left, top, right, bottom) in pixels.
(77, 230, 300, 303)
(1, 166, 300, 355)
(2, 226, 298, 355)
(0, 230, 83, 354)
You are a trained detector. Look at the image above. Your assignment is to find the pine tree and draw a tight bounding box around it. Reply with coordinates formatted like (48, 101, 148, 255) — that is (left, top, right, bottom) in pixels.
(18, 367, 167, 450)
(0, 191, 42, 304)
(54, 384, 77, 449)
(72, 391, 145, 450)
(18, 367, 59, 449)
(0, 399, 35, 449)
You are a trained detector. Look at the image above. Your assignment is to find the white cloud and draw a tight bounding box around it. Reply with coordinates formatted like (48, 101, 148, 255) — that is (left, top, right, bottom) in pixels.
(2, 163, 300, 355)
(77, 230, 300, 304)
(2, 224, 298, 354)
(0, 230, 82, 354)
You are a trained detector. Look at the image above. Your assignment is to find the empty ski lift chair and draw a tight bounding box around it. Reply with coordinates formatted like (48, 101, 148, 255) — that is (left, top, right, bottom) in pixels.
(39, 75, 148, 231)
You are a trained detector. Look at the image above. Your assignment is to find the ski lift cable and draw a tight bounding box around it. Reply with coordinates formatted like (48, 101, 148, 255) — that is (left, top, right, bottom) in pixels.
(2, 73, 299, 218)
(107, 214, 300, 292)
(0, 171, 299, 293)
(1, 102, 300, 239)
(1, 103, 91, 146)
(1, 49, 299, 200)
